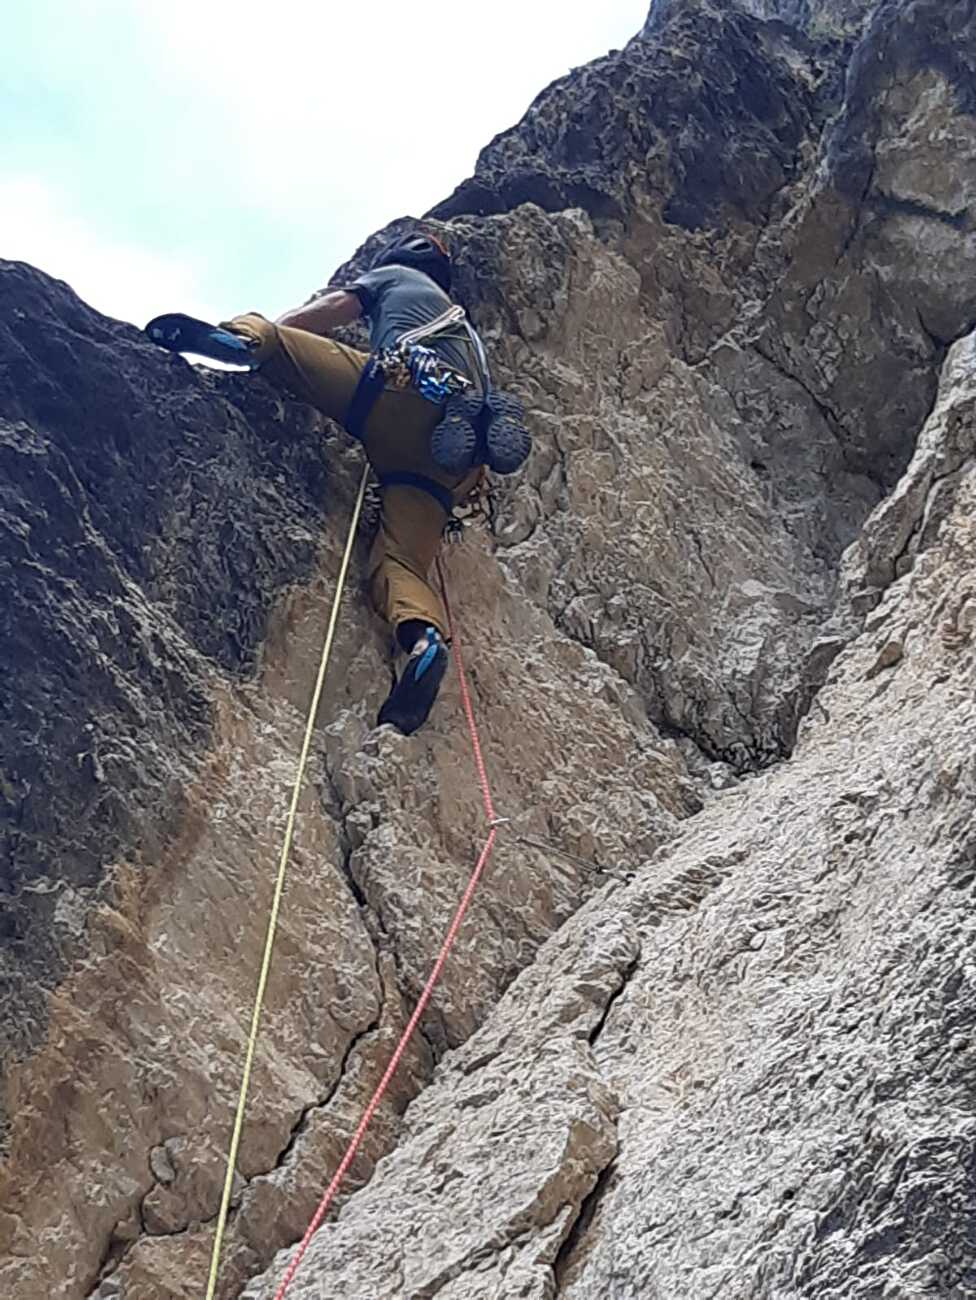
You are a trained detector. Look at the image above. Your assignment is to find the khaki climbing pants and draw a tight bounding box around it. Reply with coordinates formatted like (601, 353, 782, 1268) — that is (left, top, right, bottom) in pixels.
(225, 313, 481, 638)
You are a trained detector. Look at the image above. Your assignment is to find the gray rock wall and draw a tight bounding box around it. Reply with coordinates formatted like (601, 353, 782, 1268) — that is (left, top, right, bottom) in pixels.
(2, 0, 976, 1296)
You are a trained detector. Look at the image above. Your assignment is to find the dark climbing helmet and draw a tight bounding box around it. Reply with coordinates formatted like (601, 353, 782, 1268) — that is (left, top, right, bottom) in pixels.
(372, 231, 452, 294)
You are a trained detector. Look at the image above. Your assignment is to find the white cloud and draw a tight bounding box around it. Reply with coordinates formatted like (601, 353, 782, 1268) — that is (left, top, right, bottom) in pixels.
(0, 3, 647, 325)
(0, 174, 219, 326)
(131, 0, 647, 227)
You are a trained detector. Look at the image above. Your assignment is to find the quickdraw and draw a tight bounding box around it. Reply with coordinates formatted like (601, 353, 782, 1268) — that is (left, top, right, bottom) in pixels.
(383, 302, 487, 404)
(344, 303, 479, 443)
(374, 340, 471, 403)
(445, 470, 496, 541)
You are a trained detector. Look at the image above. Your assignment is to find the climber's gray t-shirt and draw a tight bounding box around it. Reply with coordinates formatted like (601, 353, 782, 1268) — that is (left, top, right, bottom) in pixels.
(347, 265, 475, 381)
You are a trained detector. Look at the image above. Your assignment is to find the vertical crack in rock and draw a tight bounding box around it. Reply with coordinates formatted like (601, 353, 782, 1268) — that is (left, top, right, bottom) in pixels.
(750, 342, 860, 462)
(320, 756, 444, 1072)
(265, 1014, 384, 1180)
(551, 1156, 618, 1294)
(587, 953, 640, 1049)
(86, 1205, 224, 1299)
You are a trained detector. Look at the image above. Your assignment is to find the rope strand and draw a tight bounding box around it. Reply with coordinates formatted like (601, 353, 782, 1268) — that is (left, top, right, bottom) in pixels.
(271, 553, 499, 1299)
(205, 465, 370, 1300)
(435, 555, 495, 823)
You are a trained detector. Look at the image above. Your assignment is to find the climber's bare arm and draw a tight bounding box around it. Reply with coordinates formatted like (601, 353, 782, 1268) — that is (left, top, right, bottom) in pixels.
(275, 290, 362, 334)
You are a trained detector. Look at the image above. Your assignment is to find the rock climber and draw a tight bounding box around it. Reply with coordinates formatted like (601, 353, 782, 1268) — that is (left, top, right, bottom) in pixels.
(145, 229, 530, 735)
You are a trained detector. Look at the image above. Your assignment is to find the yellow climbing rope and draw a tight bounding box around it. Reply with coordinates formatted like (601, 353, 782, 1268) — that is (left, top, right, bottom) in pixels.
(205, 464, 370, 1300)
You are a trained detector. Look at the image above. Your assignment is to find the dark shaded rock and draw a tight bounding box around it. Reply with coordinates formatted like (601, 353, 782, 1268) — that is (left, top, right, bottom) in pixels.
(434, 6, 820, 234)
(0, 261, 330, 1069)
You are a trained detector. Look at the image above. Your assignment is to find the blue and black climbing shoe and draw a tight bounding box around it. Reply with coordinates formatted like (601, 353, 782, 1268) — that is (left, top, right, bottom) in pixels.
(482, 390, 531, 474)
(144, 313, 257, 367)
(430, 389, 532, 477)
(430, 393, 482, 476)
(378, 628, 449, 735)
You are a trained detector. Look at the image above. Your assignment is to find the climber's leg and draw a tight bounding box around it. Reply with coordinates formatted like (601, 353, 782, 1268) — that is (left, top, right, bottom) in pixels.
(361, 399, 482, 641)
(367, 482, 451, 733)
(219, 313, 368, 419)
(145, 311, 370, 417)
(361, 409, 482, 734)
(367, 484, 450, 637)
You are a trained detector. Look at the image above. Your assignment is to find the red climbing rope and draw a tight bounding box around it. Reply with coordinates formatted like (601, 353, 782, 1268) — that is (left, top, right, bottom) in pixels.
(272, 557, 499, 1300)
(436, 555, 496, 826)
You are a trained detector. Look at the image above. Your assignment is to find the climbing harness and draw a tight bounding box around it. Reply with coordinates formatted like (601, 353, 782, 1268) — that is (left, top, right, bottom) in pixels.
(266, 559, 502, 1300)
(344, 297, 529, 481)
(204, 466, 370, 1300)
(343, 310, 479, 518)
(379, 465, 494, 536)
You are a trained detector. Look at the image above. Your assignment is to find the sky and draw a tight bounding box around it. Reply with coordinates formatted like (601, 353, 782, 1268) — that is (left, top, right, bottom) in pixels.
(1, 1, 647, 328)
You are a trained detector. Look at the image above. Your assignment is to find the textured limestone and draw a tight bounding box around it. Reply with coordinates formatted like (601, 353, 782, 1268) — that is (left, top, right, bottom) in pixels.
(841, 330, 976, 612)
(3, 0, 976, 1296)
(244, 323, 976, 1298)
(0, 266, 691, 1300)
(425, 0, 975, 768)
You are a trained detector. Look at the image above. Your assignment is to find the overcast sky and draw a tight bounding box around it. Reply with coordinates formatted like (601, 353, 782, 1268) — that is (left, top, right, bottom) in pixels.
(1, 1, 647, 327)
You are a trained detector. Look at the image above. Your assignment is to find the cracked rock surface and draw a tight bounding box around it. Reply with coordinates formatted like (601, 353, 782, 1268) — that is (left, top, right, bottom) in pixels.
(3, 0, 976, 1296)
(246, 321, 976, 1297)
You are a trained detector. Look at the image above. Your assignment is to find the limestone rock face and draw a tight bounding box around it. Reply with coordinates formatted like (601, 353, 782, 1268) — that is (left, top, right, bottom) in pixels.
(3, 0, 976, 1297)
(246, 321, 976, 1299)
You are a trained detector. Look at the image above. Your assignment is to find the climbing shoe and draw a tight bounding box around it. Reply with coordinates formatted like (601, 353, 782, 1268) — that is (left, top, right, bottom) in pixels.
(430, 393, 482, 476)
(430, 389, 532, 477)
(377, 628, 449, 735)
(144, 313, 257, 367)
(482, 390, 531, 475)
